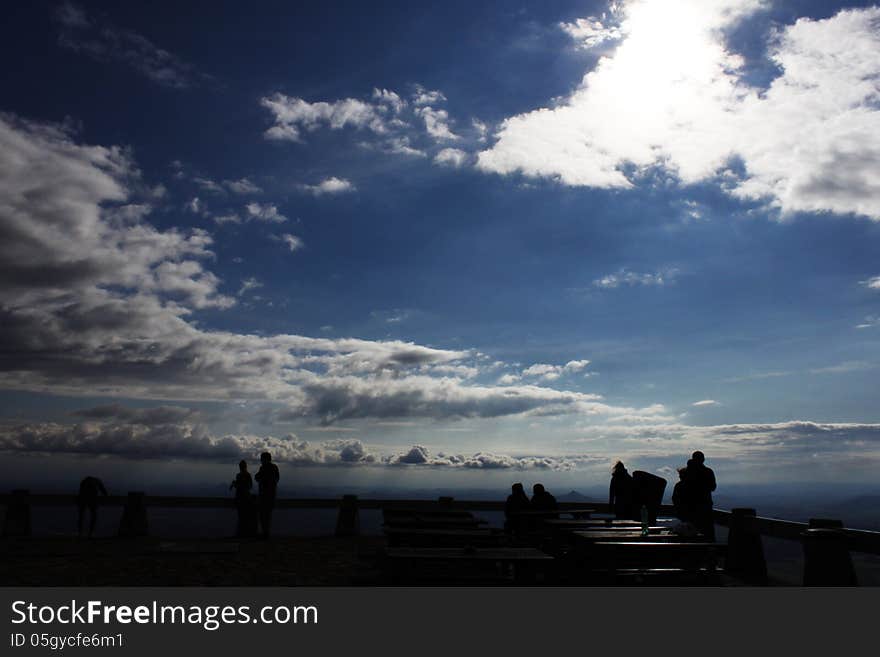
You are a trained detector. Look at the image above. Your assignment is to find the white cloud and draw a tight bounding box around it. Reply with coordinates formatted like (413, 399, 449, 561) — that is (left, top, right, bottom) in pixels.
(238, 277, 263, 297)
(434, 148, 469, 167)
(213, 213, 241, 225)
(416, 106, 460, 141)
(856, 315, 880, 330)
(560, 15, 623, 49)
(245, 202, 286, 222)
(692, 399, 720, 407)
(411, 85, 447, 106)
(478, 2, 880, 220)
(298, 177, 355, 196)
(593, 268, 678, 289)
(224, 177, 262, 194)
(521, 359, 591, 381)
(260, 93, 386, 142)
(280, 234, 304, 252)
(373, 88, 406, 114)
(861, 275, 880, 290)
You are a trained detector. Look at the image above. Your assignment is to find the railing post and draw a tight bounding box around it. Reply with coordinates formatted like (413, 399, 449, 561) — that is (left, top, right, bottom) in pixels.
(335, 494, 360, 537)
(2, 489, 32, 537)
(802, 518, 857, 586)
(724, 507, 768, 585)
(118, 492, 149, 537)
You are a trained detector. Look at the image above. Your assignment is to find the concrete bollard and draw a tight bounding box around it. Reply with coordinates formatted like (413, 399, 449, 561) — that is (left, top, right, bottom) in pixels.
(724, 507, 768, 585)
(802, 522, 857, 586)
(118, 492, 149, 537)
(2, 489, 32, 537)
(335, 494, 360, 537)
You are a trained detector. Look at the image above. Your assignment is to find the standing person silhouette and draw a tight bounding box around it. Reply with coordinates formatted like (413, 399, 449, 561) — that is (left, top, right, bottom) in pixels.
(609, 460, 635, 519)
(255, 452, 280, 539)
(77, 476, 108, 537)
(688, 451, 716, 540)
(230, 460, 255, 537)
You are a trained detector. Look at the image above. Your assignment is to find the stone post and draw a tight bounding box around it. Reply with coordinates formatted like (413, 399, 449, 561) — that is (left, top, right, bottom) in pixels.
(335, 494, 360, 537)
(118, 492, 149, 537)
(2, 489, 31, 537)
(724, 507, 768, 585)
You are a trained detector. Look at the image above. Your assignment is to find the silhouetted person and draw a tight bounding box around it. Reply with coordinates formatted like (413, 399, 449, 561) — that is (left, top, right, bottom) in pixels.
(230, 460, 256, 538)
(77, 476, 107, 537)
(504, 482, 530, 534)
(530, 483, 558, 517)
(672, 466, 694, 522)
(687, 451, 716, 541)
(609, 460, 635, 519)
(255, 452, 280, 538)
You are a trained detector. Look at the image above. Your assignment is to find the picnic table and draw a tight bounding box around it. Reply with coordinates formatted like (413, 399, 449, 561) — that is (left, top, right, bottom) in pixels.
(384, 527, 508, 548)
(383, 516, 488, 529)
(383, 547, 554, 584)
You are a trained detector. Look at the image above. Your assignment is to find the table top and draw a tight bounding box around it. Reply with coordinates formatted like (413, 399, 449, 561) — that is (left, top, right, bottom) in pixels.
(509, 508, 595, 517)
(572, 529, 679, 542)
(383, 527, 501, 536)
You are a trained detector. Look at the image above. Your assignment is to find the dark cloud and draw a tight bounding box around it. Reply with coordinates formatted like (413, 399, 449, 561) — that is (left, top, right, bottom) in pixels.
(53, 2, 211, 89)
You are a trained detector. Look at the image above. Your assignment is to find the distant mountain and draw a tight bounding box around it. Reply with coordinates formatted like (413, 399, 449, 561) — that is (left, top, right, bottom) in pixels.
(558, 490, 590, 502)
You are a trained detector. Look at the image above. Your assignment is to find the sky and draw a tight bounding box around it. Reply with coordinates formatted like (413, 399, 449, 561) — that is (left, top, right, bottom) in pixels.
(2, 0, 880, 496)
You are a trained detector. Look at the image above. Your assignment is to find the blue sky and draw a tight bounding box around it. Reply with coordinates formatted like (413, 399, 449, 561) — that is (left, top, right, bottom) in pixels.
(2, 1, 880, 493)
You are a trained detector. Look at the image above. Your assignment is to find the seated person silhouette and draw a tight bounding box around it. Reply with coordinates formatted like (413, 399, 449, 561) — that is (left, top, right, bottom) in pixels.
(77, 476, 108, 537)
(230, 460, 257, 537)
(504, 482, 530, 534)
(609, 460, 635, 519)
(530, 483, 558, 518)
(254, 451, 280, 539)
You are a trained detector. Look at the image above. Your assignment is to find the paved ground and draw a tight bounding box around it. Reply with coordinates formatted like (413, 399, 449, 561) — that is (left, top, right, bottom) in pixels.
(0, 536, 387, 586)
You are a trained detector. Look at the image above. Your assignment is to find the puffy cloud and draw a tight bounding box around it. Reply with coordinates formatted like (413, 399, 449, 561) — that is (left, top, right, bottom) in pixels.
(434, 148, 469, 168)
(260, 86, 468, 156)
(224, 177, 262, 195)
(245, 202, 287, 223)
(373, 88, 406, 114)
(521, 360, 591, 381)
(411, 85, 447, 106)
(560, 15, 623, 49)
(478, 1, 880, 220)
(280, 234, 304, 252)
(297, 177, 355, 196)
(53, 2, 209, 89)
(260, 93, 386, 142)
(416, 106, 460, 141)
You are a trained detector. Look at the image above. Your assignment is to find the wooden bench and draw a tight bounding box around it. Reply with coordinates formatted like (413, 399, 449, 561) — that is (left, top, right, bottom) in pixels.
(566, 541, 726, 585)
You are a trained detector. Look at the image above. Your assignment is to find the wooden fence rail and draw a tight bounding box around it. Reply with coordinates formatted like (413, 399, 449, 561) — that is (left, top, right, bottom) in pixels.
(3, 491, 879, 556)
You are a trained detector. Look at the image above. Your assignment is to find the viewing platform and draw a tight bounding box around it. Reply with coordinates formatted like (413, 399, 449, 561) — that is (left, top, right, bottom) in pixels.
(2, 491, 879, 586)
